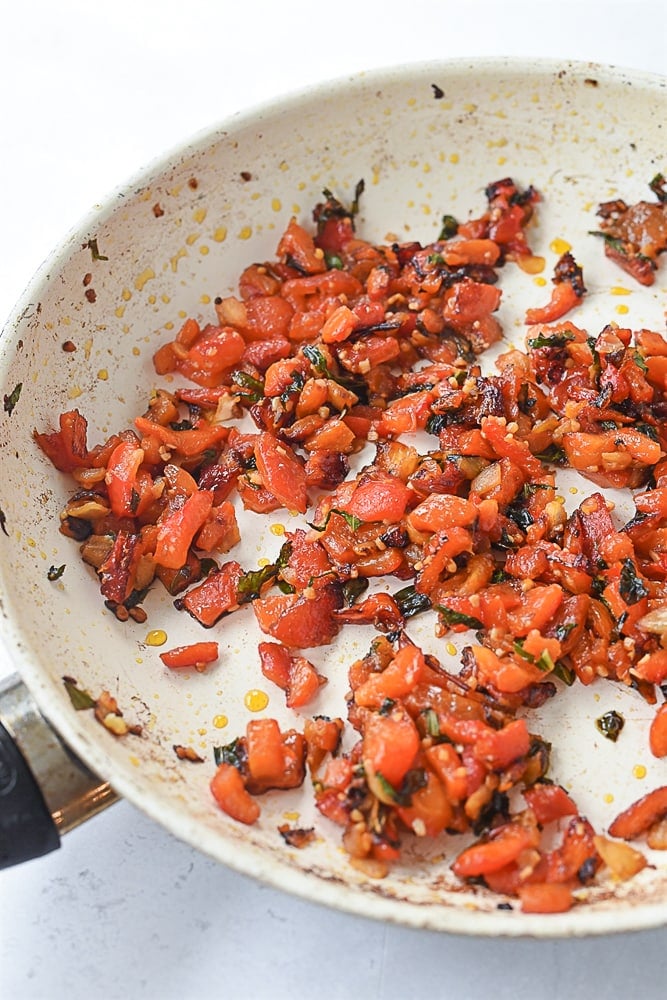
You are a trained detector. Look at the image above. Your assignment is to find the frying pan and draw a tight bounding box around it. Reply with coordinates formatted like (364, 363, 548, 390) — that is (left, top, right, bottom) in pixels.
(1, 57, 666, 936)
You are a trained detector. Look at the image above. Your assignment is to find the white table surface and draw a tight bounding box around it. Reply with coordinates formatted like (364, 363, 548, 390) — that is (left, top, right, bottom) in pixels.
(1, 2, 666, 997)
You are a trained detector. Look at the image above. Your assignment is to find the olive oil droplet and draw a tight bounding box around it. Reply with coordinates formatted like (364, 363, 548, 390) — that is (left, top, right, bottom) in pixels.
(245, 689, 269, 712)
(146, 629, 168, 647)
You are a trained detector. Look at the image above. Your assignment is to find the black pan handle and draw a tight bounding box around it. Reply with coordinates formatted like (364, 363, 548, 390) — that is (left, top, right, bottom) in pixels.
(0, 673, 118, 869)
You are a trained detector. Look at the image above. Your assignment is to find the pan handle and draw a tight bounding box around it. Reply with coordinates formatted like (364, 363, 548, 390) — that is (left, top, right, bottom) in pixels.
(0, 673, 118, 869)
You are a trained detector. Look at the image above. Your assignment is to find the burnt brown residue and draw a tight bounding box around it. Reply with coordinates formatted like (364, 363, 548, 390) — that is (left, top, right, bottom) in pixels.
(0, 506, 8, 536)
(173, 744, 204, 763)
(585, 78, 599, 87)
(432, 83, 445, 99)
(83, 272, 93, 287)
(240, 171, 253, 182)
(152, 202, 164, 218)
(278, 825, 316, 849)
(62, 340, 76, 353)
(188, 177, 199, 190)
(85, 238, 108, 262)
(85, 288, 97, 304)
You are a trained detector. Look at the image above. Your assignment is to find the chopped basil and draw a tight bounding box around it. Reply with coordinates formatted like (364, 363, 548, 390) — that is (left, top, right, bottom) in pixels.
(619, 558, 649, 605)
(237, 563, 280, 601)
(506, 502, 534, 532)
(214, 737, 246, 769)
(373, 767, 427, 807)
(596, 709, 625, 742)
(536, 649, 556, 673)
(303, 342, 328, 373)
(438, 214, 459, 240)
(422, 708, 440, 737)
(317, 182, 364, 224)
(341, 576, 369, 606)
(436, 605, 483, 630)
(425, 412, 450, 435)
(588, 230, 654, 268)
(231, 369, 264, 403)
(553, 621, 576, 643)
(373, 771, 401, 803)
(350, 178, 365, 216)
(332, 508, 362, 531)
(393, 584, 432, 619)
(280, 369, 305, 403)
(237, 539, 293, 600)
(47, 564, 66, 581)
(527, 331, 575, 350)
(522, 483, 551, 496)
(552, 661, 575, 686)
(634, 421, 659, 441)
(649, 172, 666, 204)
(62, 677, 96, 711)
(534, 443, 567, 466)
(3, 382, 22, 415)
(514, 640, 572, 684)
(301, 343, 367, 401)
(512, 639, 534, 662)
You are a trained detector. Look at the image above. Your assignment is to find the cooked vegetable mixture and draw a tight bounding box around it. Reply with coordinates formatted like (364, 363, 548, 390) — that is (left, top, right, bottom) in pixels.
(37, 176, 667, 913)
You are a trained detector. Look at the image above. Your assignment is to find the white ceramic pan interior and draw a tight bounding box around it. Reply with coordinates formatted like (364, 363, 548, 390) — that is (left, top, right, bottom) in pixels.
(0, 58, 666, 936)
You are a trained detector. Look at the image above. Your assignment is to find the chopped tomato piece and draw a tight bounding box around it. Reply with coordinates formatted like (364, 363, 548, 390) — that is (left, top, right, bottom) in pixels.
(245, 718, 285, 786)
(649, 704, 667, 758)
(254, 432, 308, 514)
(424, 743, 468, 804)
(354, 645, 426, 708)
(33, 409, 89, 472)
(104, 440, 148, 518)
(342, 474, 411, 523)
(253, 585, 343, 648)
(134, 416, 228, 458)
(258, 641, 326, 708)
(210, 763, 260, 825)
(518, 882, 575, 914)
(523, 783, 578, 825)
(452, 824, 536, 878)
(397, 768, 453, 837)
(180, 561, 243, 627)
(407, 494, 478, 533)
(154, 490, 214, 569)
(362, 706, 420, 789)
(159, 641, 219, 670)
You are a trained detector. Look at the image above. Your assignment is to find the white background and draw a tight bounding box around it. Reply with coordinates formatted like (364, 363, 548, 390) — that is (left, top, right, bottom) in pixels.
(1, 2, 666, 998)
